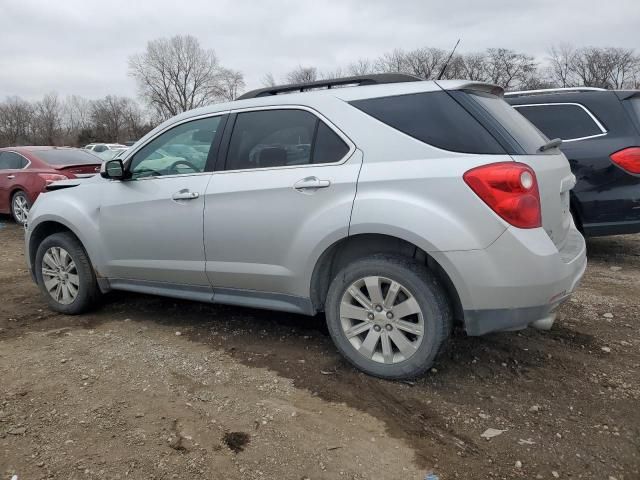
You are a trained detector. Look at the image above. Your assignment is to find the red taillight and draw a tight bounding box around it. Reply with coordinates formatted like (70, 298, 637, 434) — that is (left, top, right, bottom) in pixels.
(37, 173, 68, 185)
(463, 162, 542, 229)
(610, 147, 640, 174)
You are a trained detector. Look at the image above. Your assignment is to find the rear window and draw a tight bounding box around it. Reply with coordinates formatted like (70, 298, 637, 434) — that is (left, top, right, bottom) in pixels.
(624, 96, 640, 132)
(350, 91, 506, 154)
(35, 149, 100, 166)
(463, 91, 549, 154)
(514, 104, 604, 141)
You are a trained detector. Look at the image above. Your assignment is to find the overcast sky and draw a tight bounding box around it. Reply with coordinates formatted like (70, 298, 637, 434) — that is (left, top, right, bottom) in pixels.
(1, 0, 638, 101)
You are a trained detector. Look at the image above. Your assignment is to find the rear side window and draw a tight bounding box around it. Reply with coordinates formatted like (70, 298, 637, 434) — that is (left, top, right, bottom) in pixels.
(225, 109, 349, 170)
(313, 121, 349, 164)
(350, 91, 506, 154)
(514, 104, 605, 141)
(0, 152, 27, 169)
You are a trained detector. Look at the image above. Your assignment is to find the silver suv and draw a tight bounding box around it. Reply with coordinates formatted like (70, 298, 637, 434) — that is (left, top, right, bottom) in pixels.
(25, 75, 587, 379)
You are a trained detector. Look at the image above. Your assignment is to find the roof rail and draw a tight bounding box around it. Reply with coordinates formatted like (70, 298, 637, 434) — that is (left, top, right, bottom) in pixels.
(237, 73, 423, 100)
(505, 87, 608, 97)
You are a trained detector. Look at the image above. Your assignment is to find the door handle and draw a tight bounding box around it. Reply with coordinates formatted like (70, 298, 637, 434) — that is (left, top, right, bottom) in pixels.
(172, 190, 200, 201)
(7, 175, 15, 179)
(293, 176, 331, 191)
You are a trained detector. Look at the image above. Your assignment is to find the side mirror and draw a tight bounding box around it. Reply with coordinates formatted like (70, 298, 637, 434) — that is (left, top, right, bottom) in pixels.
(100, 159, 126, 180)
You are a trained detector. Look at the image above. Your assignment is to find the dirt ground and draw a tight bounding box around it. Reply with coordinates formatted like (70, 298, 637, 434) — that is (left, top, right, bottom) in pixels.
(0, 220, 638, 480)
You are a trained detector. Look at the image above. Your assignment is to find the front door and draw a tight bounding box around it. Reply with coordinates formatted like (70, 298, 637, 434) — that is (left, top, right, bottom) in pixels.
(98, 114, 226, 290)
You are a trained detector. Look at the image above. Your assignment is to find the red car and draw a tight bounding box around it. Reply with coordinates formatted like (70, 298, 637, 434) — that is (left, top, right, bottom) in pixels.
(0, 146, 101, 224)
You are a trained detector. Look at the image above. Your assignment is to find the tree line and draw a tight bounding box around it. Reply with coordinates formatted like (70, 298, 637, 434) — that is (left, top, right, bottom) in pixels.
(1, 35, 638, 149)
(271, 44, 640, 91)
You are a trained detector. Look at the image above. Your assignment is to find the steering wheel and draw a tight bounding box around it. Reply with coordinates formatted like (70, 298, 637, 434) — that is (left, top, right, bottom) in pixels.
(168, 159, 200, 174)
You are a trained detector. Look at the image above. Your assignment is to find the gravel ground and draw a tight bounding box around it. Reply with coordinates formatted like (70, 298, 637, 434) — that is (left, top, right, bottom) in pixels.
(0, 220, 638, 479)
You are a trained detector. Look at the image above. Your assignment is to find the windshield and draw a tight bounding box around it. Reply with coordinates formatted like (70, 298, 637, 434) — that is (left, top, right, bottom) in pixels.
(36, 149, 101, 165)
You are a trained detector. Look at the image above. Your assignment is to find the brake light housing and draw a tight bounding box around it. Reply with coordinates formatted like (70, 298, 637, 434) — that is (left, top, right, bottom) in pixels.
(610, 147, 640, 174)
(37, 173, 68, 185)
(464, 162, 542, 229)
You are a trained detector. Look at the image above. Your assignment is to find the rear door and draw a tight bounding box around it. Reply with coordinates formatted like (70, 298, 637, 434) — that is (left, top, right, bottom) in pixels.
(0, 152, 29, 213)
(203, 107, 361, 298)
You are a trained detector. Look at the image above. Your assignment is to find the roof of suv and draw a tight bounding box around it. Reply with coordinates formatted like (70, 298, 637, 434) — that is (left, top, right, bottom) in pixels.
(166, 79, 503, 123)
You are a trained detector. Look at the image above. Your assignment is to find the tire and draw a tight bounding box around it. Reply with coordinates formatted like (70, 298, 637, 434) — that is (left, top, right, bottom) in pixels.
(325, 254, 452, 379)
(34, 232, 100, 314)
(10, 191, 30, 225)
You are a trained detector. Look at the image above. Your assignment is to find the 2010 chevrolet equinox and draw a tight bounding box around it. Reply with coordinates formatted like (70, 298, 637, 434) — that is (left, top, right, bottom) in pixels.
(25, 74, 587, 379)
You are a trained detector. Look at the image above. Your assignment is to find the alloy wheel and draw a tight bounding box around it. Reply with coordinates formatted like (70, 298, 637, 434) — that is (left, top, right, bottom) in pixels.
(41, 246, 80, 305)
(12, 194, 29, 224)
(339, 276, 424, 364)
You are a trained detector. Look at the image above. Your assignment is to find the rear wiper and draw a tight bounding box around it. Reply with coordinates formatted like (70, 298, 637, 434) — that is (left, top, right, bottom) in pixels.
(538, 138, 562, 152)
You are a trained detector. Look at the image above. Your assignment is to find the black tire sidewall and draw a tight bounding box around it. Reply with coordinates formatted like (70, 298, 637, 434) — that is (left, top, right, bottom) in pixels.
(10, 191, 29, 224)
(34, 232, 97, 315)
(325, 255, 450, 379)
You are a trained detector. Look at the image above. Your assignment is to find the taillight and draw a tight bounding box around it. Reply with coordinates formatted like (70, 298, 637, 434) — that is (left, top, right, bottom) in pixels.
(37, 173, 68, 185)
(610, 147, 640, 174)
(463, 162, 542, 229)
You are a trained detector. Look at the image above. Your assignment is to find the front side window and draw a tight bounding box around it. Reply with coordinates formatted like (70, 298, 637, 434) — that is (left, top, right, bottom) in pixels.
(129, 115, 222, 179)
(514, 104, 604, 141)
(225, 109, 350, 171)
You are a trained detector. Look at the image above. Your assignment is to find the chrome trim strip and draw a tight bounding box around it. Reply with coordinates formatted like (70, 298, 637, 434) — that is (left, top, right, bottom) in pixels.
(513, 102, 608, 142)
(505, 87, 607, 96)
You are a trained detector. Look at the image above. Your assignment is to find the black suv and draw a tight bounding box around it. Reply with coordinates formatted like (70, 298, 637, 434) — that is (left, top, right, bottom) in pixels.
(506, 88, 640, 237)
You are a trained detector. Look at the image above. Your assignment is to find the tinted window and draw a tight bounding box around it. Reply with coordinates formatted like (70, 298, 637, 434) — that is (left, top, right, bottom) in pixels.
(313, 122, 349, 164)
(226, 110, 319, 170)
(465, 91, 548, 154)
(130, 115, 221, 179)
(0, 152, 27, 169)
(36, 149, 100, 166)
(350, 91, 505, 154)
(514, 104, 603, 141)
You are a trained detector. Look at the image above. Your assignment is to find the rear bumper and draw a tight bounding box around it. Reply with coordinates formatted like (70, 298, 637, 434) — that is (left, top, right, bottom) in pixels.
(433, 225, 587, 336)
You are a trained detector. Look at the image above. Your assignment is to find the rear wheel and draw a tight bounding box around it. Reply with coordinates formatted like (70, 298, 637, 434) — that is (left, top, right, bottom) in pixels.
(325, 255, 452, 379)
(35, 232, 100, 314)
(10, 191, 30, 225)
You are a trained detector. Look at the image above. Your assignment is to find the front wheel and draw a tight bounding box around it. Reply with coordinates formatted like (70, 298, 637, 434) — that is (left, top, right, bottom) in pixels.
(325, 255, 452, 379)
(11, 191, 30, 225)
(34, 232, 100, 314)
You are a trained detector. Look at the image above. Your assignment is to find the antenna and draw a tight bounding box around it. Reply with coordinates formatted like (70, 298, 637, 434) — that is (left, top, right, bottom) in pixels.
(437, 39, 461, 80)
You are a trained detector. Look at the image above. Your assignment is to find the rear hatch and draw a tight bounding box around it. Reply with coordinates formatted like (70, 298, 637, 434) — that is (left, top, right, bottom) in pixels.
(447, 85, 575, 249)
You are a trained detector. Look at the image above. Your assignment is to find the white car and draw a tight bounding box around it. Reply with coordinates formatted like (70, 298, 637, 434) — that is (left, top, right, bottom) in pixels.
(84, 143, 127, 154)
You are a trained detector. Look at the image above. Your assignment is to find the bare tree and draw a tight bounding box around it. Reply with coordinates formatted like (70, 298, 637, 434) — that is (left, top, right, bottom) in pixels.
(32, 93, 63, 145)
(375, 49, 407, 73)
(483, 48, 538, 90)
(0, 96, 33, 146)
(402, 47, 447, 79)
(347, 58, 375, 76)
(261, 72, 277, 87)
(215, 68, 246, 101)
(129, 35, 241, 119)
(285, 66, 318, 84)
(547, 44, 577, 87)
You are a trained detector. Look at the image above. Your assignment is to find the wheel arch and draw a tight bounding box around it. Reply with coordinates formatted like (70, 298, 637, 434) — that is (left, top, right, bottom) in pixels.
(28, 219, 107, 292)
(309, 233, 463, 324)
